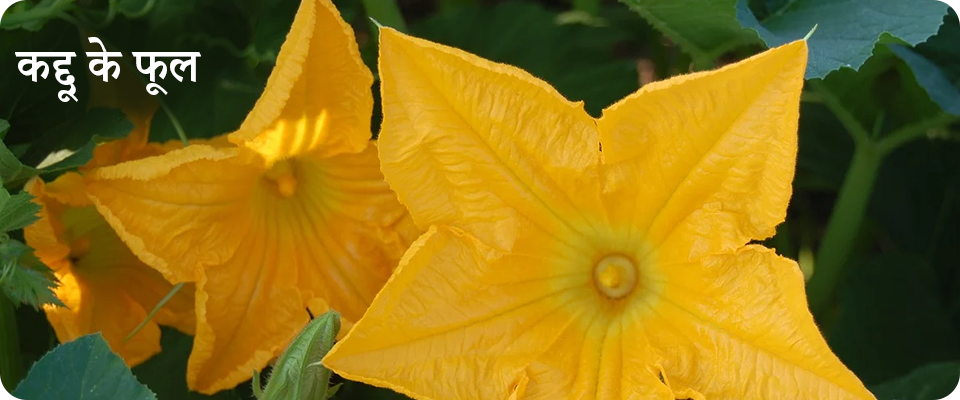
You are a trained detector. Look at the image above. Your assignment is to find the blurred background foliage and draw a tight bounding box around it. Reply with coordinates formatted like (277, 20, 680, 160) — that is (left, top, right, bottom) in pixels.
(1, 0, 959, 399)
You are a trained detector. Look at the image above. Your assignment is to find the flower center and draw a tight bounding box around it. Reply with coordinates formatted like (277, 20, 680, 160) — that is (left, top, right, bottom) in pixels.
(264, 160, 298, 197)
(593, 254, 637, 299)
(68, 237, 90, 260)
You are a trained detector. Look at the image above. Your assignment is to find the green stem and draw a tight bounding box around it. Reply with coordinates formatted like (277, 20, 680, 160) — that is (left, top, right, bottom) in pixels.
(0, 295, 23, 392)
(877, 113, 957, 156)
(571, 0, 600, 16)
(155, 95, 190, 146)
(806, 141, 883, 315)
(124, 282, 184, 341)
(361, 0, 407, 33)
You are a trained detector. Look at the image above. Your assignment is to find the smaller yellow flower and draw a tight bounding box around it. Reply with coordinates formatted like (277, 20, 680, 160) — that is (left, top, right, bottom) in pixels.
(23, 47, 194, 366)
(25, 172, 195, 367)
(83, 0, 419, 392)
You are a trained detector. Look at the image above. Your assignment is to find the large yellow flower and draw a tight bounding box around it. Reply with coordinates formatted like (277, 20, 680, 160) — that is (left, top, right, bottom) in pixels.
(84, 0, 417, 393)
(323, 29, 875, 400)
(25, 172, 195, 367)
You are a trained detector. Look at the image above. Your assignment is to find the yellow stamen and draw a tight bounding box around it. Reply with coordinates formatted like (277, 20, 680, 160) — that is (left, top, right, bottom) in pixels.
(276, 174, 298, 197)
(264, 160, 298, 197)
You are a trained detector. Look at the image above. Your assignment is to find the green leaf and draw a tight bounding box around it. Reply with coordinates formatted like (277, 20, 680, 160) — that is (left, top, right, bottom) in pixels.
(13, 334, 157, 400)
(871, 362, 960, 400)
(888, 44, 960, 116)
(18, 108, 134, 174)
(133, 328, 246, 400)
(413, 1, 638, 116)
(0, 240, 62, 309)
(888, 12, 960, 119)
(828, 253, 960, 384)
(260, 311, 340, 400)
(0, 140, 40, 188)
(619, 0, 760, 65)
(0, 188, 39, 232)
(735, 0, 948, 79)
(0, 119, 9, 139)
(913, 11, 960, 83)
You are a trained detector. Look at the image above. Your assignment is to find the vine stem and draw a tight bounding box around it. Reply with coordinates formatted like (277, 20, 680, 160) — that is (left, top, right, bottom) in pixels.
(806, 141, 883, 314)
(0, 294, 23, 392)
(877, 112, 957, 155)
(361, 0, 407, 33)
(806, 82, 957, 317)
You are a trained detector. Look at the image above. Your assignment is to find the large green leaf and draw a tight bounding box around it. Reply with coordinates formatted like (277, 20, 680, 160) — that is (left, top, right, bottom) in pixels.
(618, 0, 760, 65)
(871, 362, 960, 400)
(888, 45, 960, 117)
(0, 239, 61, 309)
(13, 334, 156, 400)
(887, 12, 960, 118)
(736, 0, 948, 79)
(913, 11, 960, 82)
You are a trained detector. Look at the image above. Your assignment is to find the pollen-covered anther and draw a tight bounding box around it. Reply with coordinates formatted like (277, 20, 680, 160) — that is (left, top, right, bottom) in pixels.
(594, 254, 638, 299)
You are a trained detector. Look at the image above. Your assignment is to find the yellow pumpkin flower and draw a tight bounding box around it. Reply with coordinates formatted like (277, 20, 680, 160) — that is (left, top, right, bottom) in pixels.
(22, 36, 194, 367)
(322, 29, 875, 400)
(83, 0, 417, 393)
(25, 172, 195, 367)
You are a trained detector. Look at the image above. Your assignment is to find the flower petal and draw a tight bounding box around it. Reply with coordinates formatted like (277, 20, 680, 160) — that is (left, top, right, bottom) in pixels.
(85, 145, 260, 283)
(24, 178, 72, 269)
(292, 146, 420, 321)
(377, 28, 603, 251)
(44, 270, 162, 367)
(324, 226, 626, 400)
(644, 245, 873, 399)
(187, 236, 307, 394)
(597, 41, 807, 264)
(228, 0, 374, 163)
